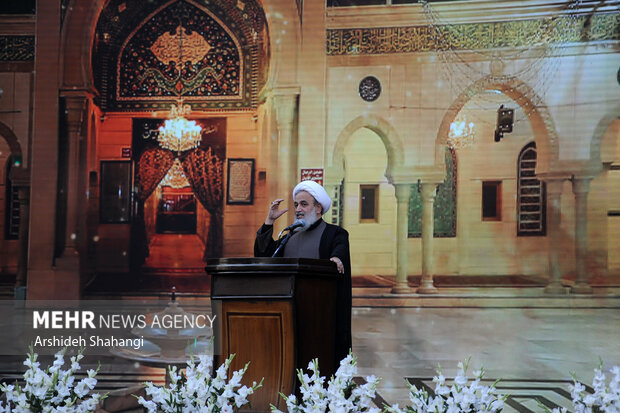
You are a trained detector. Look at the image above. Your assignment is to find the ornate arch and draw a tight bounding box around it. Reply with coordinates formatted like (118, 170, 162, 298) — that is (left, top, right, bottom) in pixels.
(61, 0, 106, 90)
(436, 75, 559, 174)
(0, 121, 23, 158)
(330, 115, 405, 182)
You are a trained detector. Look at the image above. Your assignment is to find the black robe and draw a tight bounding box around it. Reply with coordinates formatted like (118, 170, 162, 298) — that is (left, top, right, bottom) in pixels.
(254, 220, 352, 368)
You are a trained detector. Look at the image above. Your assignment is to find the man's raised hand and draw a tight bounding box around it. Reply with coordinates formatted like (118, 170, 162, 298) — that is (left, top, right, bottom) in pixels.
(265, 198, 288, 225)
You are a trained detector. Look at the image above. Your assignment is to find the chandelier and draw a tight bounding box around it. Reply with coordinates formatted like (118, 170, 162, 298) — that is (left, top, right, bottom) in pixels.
(157, 100, 202, 153)
(160, 158, 190, 189)
(447, 115, 475, 150)
(156, 23, 203, 153)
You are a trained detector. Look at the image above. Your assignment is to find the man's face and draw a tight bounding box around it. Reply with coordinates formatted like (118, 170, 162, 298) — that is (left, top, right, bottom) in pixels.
(294, 191, 322, 227)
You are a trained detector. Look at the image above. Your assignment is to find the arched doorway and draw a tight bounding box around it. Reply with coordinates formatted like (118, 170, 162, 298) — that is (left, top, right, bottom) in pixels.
(0, 139, 17, 276)
(330, 115, 406, 277)
(131, 117, 226, 273)
(0, 121, 26, 291)
(143, 159, 206, 271)
(434, 75, 563, 277)
(342, 127, 396, 276)
(450, 90, 554, 276)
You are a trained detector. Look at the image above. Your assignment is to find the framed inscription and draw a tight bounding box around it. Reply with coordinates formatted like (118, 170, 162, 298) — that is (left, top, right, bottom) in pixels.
(300, 168, 323, 185)
(227, 158, 255, 204)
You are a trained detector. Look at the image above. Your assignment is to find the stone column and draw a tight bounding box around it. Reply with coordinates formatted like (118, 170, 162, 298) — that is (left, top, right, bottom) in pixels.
(418, 183, 438, 294)
(543, 178, 567, 294)
(46, 92, 90, 300)
(9, 167, 30, 293)
(16, 186, 30, 288)
(272, 88, 299, 229)
(27, 0, 61, 299)
(391, 184, 412, 294)
(85, 171, 99, 274)
(571, 177, 593, 294)
(58, 93, 88, 257)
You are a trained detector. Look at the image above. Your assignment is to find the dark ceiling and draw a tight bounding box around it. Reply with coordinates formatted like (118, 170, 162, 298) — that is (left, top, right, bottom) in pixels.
(0, 0, 35, 14)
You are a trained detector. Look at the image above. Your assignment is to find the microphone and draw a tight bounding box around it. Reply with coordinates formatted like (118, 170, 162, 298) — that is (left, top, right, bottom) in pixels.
(277, 219, 306, 239)
(283, 219, 306, 232)
(273, 219, 306, 257)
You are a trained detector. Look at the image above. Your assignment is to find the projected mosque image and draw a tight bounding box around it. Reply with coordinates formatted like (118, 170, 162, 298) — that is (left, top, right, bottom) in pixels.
(0, 0, 618, 411)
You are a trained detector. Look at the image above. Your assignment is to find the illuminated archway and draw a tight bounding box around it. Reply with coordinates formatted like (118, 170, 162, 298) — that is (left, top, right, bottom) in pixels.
(436, 75, 559, 175)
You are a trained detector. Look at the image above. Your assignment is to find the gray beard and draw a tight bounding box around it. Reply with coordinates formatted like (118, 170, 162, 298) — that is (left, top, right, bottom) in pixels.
(297, 209, 320, 231)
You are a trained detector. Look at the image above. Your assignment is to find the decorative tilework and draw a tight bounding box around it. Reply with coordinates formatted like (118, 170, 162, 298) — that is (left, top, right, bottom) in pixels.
(327, 14, 620, 56)
(0, 36, 35, 62)
(93, 0, 267, 111)
(117, 2, 242, 102)
(408, 148, 456, 238)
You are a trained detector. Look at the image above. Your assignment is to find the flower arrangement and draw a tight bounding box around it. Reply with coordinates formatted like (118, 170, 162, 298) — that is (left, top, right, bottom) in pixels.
(0, 346, 104, 413)
(385, 358, 506, 413)
(272, 352, 381, 413)
(540, 361, 620, 413)
(136, 353, 263, 413)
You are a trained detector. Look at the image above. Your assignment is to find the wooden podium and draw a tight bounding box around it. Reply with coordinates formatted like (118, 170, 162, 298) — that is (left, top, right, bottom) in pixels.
(207, 258, 339, 411)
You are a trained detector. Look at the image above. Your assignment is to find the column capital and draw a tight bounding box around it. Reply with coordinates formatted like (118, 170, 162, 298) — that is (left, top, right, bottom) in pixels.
(270, 85, 301, 98)
(394, 183, 411, 202)
(420, 182, 438, 200)
(272, 91, 299, 131)
(571, 175, 592, 195)
(60, 92, 91, 137)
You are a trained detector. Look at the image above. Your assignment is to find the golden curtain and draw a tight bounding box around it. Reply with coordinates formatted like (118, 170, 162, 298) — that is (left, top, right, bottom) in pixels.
(131, 147, 175, 270)
(181, 147, 224, 259)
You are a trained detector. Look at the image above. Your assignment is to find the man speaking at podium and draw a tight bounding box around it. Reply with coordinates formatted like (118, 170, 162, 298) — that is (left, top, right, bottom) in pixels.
(254, 180, 352, 365)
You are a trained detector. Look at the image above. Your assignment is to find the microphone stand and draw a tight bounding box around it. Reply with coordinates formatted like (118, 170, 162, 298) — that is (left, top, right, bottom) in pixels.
(272, 230, 294, 258)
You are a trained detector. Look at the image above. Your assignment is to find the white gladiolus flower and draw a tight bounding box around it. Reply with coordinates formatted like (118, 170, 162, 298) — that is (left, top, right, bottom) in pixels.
(0, 346, 105, 413)
(542, 362, 620, 413)
(272, 351, 381, 413)
(386, 358, 506, 413)
(136, 352, 262, 413)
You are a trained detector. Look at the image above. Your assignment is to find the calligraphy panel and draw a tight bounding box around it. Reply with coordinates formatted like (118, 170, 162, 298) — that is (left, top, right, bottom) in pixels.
(227, 159, 255, 204)
(327, 14, 620, 56)
(0, 36, 35, 62)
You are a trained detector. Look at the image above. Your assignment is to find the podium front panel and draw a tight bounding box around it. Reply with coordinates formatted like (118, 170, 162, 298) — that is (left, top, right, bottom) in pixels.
(208, 258, 339, 412)
(216, 300, 294, 411)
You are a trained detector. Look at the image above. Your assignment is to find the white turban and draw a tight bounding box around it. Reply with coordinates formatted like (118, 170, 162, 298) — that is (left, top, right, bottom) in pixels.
(293, 180, 331, 215)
